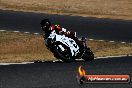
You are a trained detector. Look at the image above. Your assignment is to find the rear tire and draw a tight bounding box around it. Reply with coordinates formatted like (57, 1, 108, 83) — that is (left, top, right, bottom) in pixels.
(82, 48, 94, 61)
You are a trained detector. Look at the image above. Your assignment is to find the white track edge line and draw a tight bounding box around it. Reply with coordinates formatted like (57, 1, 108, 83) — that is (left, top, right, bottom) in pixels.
(0, 30, 131, 44)
(0, 54, 132, 65)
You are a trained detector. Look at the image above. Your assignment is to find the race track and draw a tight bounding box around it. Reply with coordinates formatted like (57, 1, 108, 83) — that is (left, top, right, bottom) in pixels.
(0, 10, 132, 42)
(0, 10, 132, 88)
(0, 56, 132, 88)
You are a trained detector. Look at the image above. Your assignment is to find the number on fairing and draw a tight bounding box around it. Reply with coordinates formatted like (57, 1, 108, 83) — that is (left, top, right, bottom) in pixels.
(61, 37, 76, 47)
(60, 37, 79, 56)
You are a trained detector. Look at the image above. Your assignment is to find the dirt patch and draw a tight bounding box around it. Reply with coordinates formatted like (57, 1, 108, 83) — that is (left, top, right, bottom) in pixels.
(0, 31, 132, 63)
(0, 0, 132, 20)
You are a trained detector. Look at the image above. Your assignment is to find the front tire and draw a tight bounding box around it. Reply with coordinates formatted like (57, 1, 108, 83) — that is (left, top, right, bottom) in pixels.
(82, 48, 94, 61)
(52, 42, 74, 62)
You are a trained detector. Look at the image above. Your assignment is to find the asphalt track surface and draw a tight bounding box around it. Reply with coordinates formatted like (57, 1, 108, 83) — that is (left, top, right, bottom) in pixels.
(0, 56, 132, 88)
(0, 10, 132, 42)
(0, 10, 132, 88)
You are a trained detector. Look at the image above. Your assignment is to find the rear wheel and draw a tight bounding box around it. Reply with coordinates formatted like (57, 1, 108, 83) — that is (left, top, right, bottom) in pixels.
(53, 42, 74, 62)
(82, 48, 94, 61)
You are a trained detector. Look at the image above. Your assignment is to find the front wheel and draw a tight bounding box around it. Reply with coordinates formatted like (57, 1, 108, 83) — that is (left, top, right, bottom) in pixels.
(52, 43, 74, 62)
(82, 48, 94, 61)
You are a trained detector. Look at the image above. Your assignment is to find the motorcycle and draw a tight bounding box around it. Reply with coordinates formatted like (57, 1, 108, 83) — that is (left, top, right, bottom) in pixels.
(44, 30, 94, 62)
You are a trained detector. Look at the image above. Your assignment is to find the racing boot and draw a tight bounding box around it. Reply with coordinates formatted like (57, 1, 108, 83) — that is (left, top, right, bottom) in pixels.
(81, 37, 87, 47)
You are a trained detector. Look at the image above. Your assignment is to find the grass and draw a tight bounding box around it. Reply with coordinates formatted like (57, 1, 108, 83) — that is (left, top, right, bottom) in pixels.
(0, 31, 132, 63)
(0, 0, 132, 20)
(0, 31, 55, 63)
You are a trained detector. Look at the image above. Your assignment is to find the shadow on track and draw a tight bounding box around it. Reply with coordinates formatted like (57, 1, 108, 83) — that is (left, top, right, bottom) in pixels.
(0, 56, 132, 88)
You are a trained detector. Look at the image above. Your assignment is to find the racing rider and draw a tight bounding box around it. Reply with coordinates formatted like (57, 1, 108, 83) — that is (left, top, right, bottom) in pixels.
(40, 19, 77, 40)
(40, 19, 86, 49)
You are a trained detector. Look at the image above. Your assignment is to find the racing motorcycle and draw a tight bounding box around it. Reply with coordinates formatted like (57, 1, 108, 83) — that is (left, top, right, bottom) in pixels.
(45, 30, 94, 62)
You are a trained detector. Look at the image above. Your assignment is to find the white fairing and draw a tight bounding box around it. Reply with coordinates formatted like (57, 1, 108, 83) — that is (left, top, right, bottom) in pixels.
(48, 30, 79, 56)
(62, 28, 66, 32)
